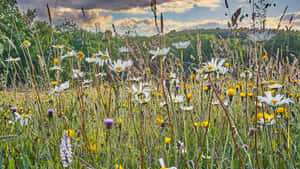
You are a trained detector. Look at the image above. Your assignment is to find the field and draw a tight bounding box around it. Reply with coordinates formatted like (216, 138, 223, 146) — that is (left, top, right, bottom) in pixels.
(0, 0, 300, 169)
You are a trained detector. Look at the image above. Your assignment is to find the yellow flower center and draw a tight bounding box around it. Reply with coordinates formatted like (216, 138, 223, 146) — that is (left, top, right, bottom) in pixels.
(101, 55, 109, 60)
(116, 66, 123, 71)
(205, 65, 213, 70)
(271, 100, 278, 104)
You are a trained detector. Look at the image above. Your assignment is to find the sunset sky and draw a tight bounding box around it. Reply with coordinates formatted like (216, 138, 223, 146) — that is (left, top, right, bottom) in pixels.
(17, 0, 300, 35)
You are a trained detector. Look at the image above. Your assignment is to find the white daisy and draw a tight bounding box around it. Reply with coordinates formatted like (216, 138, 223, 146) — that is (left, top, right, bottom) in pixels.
(203, 58, 226, 73)
(72, 69, 84, 79)
(109, 59, 132, 72)
(5, 57, 21, 62)
(247, 30, 276, 42)
(150, 47, 170, 60)
(172, 41, 190, 49)
(258, 91, 293, 107)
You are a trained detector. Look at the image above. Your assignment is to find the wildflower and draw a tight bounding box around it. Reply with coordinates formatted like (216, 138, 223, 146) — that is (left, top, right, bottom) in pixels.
(171, 94, 184, 103)
(149, 47, 170, 60)
(15, 113, 31, 126)
(194, 122, 200, 127)
(115, 164, 123, 169)
(248, 93, 253, 97)
(104, 118, 114, 129)
(96, 72, 107, 77)
(165, 137, 171, 144)
(48, 109, 55, 118)
(144, 67, 150, 72)
(247, 31, 276, 42)
(227, 88, 235, 97)
(258, 91, 293, 107)
(53, 58, 59, 64)
(52, 44, 65, 49)
(276, 107, 286, 115)
(85, 57, 98, 63)
(51, 81, 58, 86)
(90, 144, 100, 152)
(180, 106, 194, 111)
(240, 70, 252, 79)
(119, 46, 130, 53)
(156, 118, 164, 125)
(5, 57, 21, 62)
(61, 50, 77, 60)
(203, 58, 227, 74)
(49, 66, 63, 71)
(10, 107, 17, 112)
(22, 40, 31, 48)
(172, 41, 190, 49)
(77, 51, 85, 58)
(263, 55, 268, 60)
(240, 92, 246, 98)
(159, 158, 177, 169)
(190, 74, 196, 81)
(72, 69, 84, 78)
(116, 119, 123, 125)
(60, 133, 72, 168)
(203, 87, 209, 91)
(186, 93, 192, 100)
(225, 62, 230, 67)
(252, 112, 275, 125)
(94, 49, 111, 65)
(109, 59, 132, 72)
(201, 121, 210, 128)
(268, 84, 283, 89)
(65, 129, 74, 138)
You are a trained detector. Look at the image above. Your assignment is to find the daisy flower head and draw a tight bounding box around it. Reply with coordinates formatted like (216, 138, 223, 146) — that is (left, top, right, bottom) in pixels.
(5, 57, 21, 62)
(172, 41, 190, 50)
(109, 59, 132, 73)
(247, 30, 276, 42)
(150, 47, 170, 60)
(258, 91, 293, 107)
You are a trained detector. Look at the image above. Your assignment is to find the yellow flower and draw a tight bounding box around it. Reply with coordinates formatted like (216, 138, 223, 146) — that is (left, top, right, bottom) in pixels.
(240, 92, 246, 98)
(51, 81, 58, 86)
(248, 83, 253, 87)
(65, 129, 74, 138)
(116, 118, 123, 125)
(235, 85, 240, 90)
(262, 55, 268, 60)
(248, 93, 253, 97)
(92, 55, 97, 58)
(165, 137, 171, 144)
(156, 118, 164, 125)
(186, 93, 192, 100)
(90, 144, 99, 152)
(203, 87, 208, 91)
(225, 62, 230, 67)
(205, 65, 213, 70)
(115, 164, 123, 169)
(194, 122, 200, 127)
(296, 94, 300, 99)
(144, 67, 150, 72)
(22, 40, 31, 47)
(201, 121, 209, 128)
(191, 74, 196, 80)
(276, 107, 286, 114)
(53, 58, 59, 64)
(227, 88, 235, 97)
(77, 51, 84, 58)
(44, 99, 50, 103)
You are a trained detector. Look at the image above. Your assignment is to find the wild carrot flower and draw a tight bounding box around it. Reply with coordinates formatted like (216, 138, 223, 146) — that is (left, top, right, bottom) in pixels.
(60, 133, 72, 168)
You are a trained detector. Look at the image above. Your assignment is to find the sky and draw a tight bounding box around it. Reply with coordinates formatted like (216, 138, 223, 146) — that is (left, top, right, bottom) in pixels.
(16, 0, 300, 36)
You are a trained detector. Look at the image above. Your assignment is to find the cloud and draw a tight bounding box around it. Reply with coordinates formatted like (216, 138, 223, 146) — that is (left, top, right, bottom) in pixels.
(17, 0, 220, 11)
(112, 17, 227, 36)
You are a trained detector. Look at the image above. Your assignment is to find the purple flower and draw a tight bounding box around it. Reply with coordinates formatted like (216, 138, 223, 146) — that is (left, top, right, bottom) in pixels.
(104, 118, 114, 129)
(205, 83, 211, 89)
(10, 107, 17, 112)
(243, 144, 248, 150)
(48, 109, 55, 118)
(176, 84, 180, 89)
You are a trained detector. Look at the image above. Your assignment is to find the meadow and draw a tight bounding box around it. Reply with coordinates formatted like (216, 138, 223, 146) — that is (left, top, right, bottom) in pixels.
(0, 0, 300, 169)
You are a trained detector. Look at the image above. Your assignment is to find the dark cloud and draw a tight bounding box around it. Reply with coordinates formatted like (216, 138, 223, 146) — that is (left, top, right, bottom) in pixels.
(17, 0, 174, 10)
